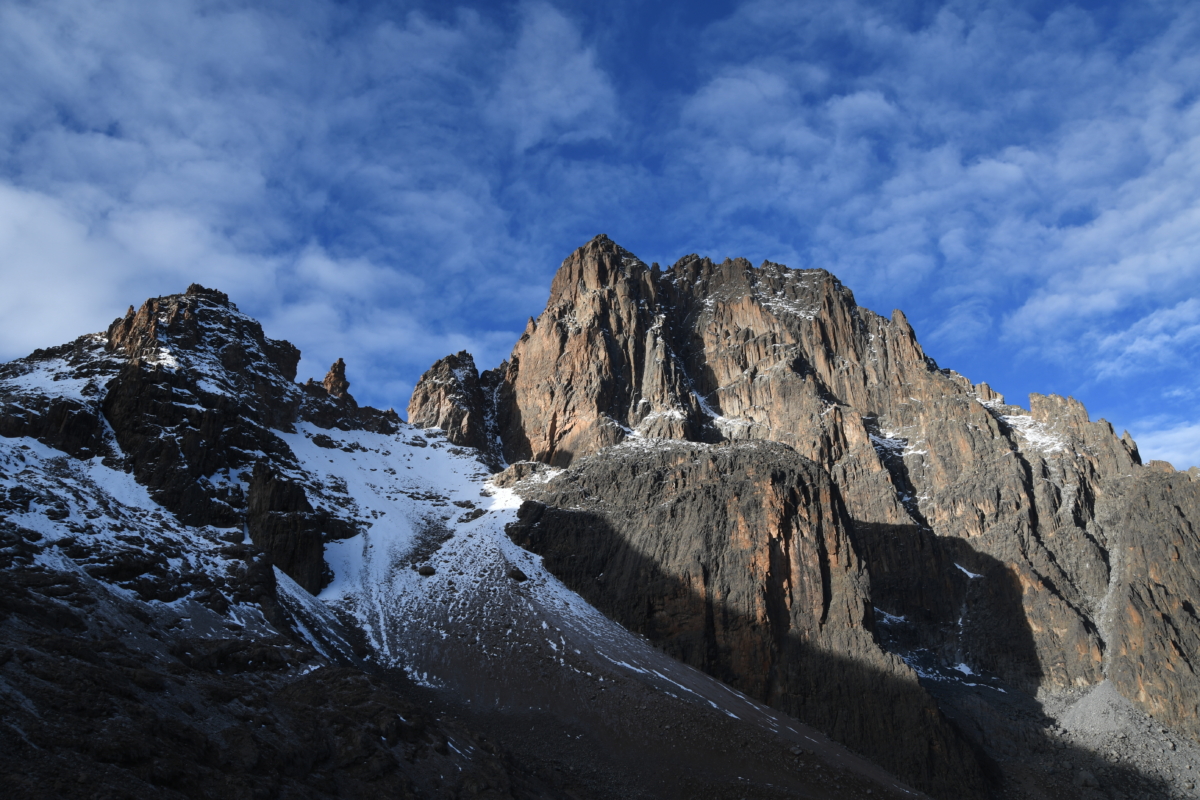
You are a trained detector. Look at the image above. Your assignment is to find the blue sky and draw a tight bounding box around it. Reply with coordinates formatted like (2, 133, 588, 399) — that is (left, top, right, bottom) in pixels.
(0, 0, 1197, 468)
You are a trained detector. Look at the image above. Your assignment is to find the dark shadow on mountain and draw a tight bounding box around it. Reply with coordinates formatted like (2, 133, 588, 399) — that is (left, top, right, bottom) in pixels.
(506, 499, 1175, 800)
(0, 528, 557, 800)
(851, 520, 1044, 693)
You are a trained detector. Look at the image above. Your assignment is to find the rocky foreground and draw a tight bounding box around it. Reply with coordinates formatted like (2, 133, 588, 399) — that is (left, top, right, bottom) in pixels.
(1, 236, 1198, 800)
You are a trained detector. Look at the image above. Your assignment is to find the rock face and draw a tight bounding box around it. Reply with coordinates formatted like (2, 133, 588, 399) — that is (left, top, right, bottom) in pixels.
(483, 238, 705, 466)
(407, 351, 499, 465)
(506, 440, 990, 799)
(247, 462, 336, 595)
(101, 285, 301, 528)
(1, 284, 400, 594)
(413, 234, 1200, 791)
(1099, 469, 1200, 744)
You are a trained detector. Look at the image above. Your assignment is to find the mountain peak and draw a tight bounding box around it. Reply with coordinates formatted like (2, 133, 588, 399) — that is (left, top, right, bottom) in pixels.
(185, 282, 231, 304)
(546, 232, 652, 307)
(409, 236, 1190, 790)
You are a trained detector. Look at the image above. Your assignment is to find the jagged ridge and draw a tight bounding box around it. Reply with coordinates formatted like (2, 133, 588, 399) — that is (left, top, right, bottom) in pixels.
(412, 233, 1200, 799)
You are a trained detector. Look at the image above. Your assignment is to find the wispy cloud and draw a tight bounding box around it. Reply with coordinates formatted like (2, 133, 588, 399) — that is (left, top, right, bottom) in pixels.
(668, 1, 1200, 356)
(0, 0, 623, 406)
(486, 1, 618, 152)
(648, 0, 1200, 448)
(1095, 298, 1200, 377)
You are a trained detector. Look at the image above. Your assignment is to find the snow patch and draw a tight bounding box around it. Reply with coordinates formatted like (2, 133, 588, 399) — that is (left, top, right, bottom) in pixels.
(1000, 413, 1067, 454)
(955, 563, 982, 579)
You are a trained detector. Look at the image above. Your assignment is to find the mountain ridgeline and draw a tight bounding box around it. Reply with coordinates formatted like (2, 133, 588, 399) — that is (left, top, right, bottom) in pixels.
(411, 234, 1200, 795)
(2, 238, 1198, 800)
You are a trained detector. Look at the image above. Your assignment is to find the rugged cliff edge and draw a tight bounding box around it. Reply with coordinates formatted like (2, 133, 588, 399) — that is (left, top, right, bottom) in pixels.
(413, 234, 1200, 799)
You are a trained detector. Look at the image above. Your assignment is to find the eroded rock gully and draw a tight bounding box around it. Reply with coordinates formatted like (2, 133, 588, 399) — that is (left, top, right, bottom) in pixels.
(415, 234, 1200, 798)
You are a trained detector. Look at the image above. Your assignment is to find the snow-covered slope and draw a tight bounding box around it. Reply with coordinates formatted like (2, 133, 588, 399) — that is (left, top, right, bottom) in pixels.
(274, 420, 919, 795)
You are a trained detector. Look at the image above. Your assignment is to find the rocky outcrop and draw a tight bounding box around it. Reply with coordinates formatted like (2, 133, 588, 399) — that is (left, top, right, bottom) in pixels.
(1099, 470, 1200, 743)
(100, 283, 306, 526)
(302, 359, 401, 434)
(506, 441, 990, 799)
(2, 285, 395, 593)
(407, 351, 499, 464)
(322, 358, 352, 401)
(483, 235, 707, 466)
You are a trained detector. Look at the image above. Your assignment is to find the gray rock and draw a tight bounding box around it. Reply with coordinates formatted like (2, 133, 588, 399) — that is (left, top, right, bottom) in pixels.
(408, 351, 501, 467)
(508, 439, 991, 799)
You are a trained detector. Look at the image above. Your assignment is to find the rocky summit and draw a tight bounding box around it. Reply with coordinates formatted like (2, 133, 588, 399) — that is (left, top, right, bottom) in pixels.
(2, 241, 1198, 800)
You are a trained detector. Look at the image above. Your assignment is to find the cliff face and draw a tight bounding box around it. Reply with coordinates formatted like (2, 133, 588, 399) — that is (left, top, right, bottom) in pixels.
(1098, 468, 1200, 744)
(505, 440, 990, 799)
(486, 238, 705, 466)
(412, 234, 1200, 778)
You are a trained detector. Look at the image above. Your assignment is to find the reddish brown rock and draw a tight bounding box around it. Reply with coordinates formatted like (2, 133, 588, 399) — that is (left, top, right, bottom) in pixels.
(425, 238, 1140, 692)
(486, 234, 706, 466)
(322, 358, 352, 402)
(418, 235, 1199, 752)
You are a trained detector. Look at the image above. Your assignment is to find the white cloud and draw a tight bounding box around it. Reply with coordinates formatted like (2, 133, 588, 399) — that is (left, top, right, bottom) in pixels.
(0, 184, 133, 351)
(485, 2, 618, 152)
(827, 90, 896, 133)
(1095, 298, 1200, 377)
(664, 0, 1200, 382)
(0, 0, 574, 410)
